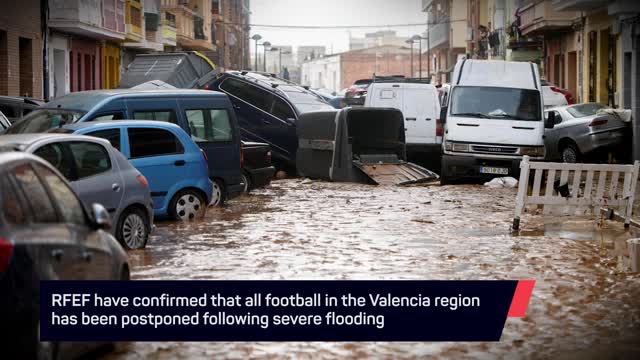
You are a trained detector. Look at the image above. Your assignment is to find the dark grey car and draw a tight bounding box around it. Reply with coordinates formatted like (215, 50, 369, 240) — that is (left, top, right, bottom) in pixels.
(0, 134, 154, 249)
(0, 152, 129, 359)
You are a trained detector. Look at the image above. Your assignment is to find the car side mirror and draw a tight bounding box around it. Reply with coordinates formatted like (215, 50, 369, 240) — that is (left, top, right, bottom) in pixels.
(91, 203, 111, 230)
(545, 112, 555, 129)
(440, 106, 448, 123)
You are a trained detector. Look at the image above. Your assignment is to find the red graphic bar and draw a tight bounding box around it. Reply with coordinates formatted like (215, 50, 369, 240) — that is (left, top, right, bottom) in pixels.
(507, 280, 535, 318)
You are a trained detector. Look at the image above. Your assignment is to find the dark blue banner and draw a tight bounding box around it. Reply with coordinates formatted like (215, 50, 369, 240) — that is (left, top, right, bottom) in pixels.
(39, 280, 533, 342)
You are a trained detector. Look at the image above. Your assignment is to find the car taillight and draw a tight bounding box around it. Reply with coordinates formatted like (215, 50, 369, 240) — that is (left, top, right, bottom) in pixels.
(347, 87, 356, 93)
(0, 237, 13, 273)
(589, 119, 608, 127)
(203, 85, 210, 90)
(136, 174, 149, 188)
(240, 144, 245, 168)
(200, 148, 208, 162)
(550, 86, 575, 105)
(435, 118, 443, 137)
(266, 150, 272, 164)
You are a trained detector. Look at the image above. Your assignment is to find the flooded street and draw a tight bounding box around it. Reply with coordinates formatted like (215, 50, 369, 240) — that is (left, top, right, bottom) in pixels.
(109, 179, 640, 359)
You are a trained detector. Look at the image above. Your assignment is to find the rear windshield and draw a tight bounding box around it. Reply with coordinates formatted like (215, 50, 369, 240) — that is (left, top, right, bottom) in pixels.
(6, 109, 85, 134)
(566, 103, 607, 118)
(450, 86, 541, 121)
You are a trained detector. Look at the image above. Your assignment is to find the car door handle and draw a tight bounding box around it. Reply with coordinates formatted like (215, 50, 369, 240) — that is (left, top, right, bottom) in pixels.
(233, 104, 241, 110)
(406, 117, 417, 121)
(112, 183, 121, 192)
(174, 160, 186, 166)
(51, 249, 64, 261)
(81, 251, 93, 263)
(425, 118, 432, 121)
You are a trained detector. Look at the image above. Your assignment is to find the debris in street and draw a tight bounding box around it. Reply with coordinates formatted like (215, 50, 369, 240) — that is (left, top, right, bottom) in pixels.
(296, 107, 439, 185)
(484, 177, 518, 188)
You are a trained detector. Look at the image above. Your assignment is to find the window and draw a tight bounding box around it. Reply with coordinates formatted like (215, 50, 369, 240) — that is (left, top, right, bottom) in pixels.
(0, 105, 17, 118)
(12, 163, 57, 223)
(566, 103, 607, 118)
(33, 163, 85, 226)
(133, 110, 177, 123)
(185, 109, 232, 142)
(128, 128, 184, 158)
(1, 177, 27, 225)
(271, 97, 295, 121)
(33, 143, 74, 180)
(546, 111, 562, 125)
(89, 112, 125, 121)
(86, 129, 121, 151)
(68, 142, 111, 179)
(220, 78, 273, 111)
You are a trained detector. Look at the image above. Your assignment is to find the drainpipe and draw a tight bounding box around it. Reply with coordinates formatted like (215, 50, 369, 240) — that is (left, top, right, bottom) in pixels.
(42, 0, 50, 100)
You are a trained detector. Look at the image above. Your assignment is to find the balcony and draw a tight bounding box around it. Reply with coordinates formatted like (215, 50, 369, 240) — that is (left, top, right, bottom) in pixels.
(161, 0, 214, 50)
(124, 0, 144, 41)
(48, 0, 125, 41)
(551, 0, 608, 11)
(519, 1, 579, 36)
(162, 12, 177, 46)
(427, 21, 449, 50)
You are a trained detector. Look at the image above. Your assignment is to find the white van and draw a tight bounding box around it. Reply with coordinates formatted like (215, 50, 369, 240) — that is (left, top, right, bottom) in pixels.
(365, 81, 442, 155)
(440, 59, 554, 184)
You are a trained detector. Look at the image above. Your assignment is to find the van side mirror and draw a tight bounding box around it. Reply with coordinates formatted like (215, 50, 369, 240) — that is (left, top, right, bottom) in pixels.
(545, 112, 555, 129)
(440, 106, 448, 123)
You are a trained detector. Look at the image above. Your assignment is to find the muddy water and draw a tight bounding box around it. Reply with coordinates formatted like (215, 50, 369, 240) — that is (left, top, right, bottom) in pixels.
(108, 179, 640, 359)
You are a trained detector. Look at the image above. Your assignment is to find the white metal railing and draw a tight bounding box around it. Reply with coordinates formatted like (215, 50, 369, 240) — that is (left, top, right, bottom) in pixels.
(513, 156, 640, 230)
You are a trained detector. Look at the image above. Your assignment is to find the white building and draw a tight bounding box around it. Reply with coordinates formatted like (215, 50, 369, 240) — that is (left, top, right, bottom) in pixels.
(301, 54, 341, 92)
(297, 45, 326, 64)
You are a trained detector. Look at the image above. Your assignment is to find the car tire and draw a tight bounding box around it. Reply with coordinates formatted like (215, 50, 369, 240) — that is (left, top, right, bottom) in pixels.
(561, 143, 580, 163)
(210, 179, 226, 207)
(241, 171, 251, 193)
(169, 189, 206, 221)
(440, 158, 451, 185)
(116, 207, 149, 250)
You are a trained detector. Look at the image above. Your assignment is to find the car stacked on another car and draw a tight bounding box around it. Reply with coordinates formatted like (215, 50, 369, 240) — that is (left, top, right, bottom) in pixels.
(0, 134, 154, 249)
(52, 121, 214, 221)
(541, 79, 575, 108)
(0, 152, 129, 360)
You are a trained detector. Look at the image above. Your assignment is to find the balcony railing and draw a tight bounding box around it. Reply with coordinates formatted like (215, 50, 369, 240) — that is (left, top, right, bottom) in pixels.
(125, 0, 143, 40)
(427, 21, 449, 50)
(519, 0, 578, 36)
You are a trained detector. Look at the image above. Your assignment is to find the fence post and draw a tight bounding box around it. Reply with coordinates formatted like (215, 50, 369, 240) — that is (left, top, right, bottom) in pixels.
(624, 161, 640, 227)
(513, 156, 531, 230)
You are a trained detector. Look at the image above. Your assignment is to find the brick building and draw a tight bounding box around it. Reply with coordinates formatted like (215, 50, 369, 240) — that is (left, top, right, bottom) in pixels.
(0, 0, 44, 98)
(212, 0, 250, 70)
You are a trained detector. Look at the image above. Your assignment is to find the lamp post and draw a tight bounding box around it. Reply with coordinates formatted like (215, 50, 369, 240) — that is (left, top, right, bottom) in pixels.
(411, 34, 430, 80)
(261, 41, 271, 72)
(251, 34, 262, 71)
(405, 38, 414, 77)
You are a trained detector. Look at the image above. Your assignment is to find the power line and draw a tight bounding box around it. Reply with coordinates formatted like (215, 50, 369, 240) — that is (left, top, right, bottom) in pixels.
(214, 19, 468, 30)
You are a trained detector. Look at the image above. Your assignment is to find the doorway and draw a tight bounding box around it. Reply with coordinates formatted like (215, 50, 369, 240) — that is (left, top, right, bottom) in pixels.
(19, 37, 33, 97)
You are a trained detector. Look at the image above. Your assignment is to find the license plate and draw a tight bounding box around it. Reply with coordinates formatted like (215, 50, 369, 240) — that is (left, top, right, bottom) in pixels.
(480, 166, 509, 175)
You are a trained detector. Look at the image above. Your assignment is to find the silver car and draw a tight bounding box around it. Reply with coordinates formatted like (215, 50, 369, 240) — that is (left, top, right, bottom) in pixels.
(0, 134, 154, 249)
(544, 103, 630, 163)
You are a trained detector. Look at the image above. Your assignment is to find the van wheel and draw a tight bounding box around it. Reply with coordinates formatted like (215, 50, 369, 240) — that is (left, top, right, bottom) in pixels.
(440, 158, 451, 185)
(241, 172, 252, 193)
(210, 179, 226, 206)
(561, 143, 580, 163)
(169, 189, 205, 220)
(116, 207, 149, 250)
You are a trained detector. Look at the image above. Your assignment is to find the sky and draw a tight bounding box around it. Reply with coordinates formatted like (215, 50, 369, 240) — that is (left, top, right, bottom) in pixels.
(249, 0, 427, 56)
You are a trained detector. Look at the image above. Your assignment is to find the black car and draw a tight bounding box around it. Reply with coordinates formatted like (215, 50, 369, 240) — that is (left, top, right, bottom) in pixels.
(203, 71, 334, 169)
(0, 96, 43, 123)
(0, 152, 129, 359)
(241, 141, 275, 192)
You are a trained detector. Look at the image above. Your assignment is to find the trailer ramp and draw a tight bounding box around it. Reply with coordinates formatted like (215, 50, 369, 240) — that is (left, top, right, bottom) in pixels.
(354, 154, 439, 185)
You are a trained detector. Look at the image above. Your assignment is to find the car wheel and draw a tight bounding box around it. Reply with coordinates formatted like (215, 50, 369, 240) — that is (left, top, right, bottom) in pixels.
(440, 158, 451, 185)
(116, 207, 149, 250)
(169, 189, 205, 221)
(210, 179, 226, 207)
(241, 172, 251, 193)
(561, 143, 579, 163)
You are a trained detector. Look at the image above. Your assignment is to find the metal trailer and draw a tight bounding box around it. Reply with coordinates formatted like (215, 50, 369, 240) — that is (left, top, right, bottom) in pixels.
(296, 107, 439, 185)
(119, 52, 218, 89)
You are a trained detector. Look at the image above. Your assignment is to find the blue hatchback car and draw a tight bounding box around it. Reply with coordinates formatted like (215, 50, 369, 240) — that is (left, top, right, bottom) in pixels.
(55, 121, 213, 220)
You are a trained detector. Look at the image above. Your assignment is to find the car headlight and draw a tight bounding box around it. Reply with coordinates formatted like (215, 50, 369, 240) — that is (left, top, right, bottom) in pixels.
(444, 141, 452, 151)
(452, 143, 469, 152)
(520, 146, 545, 157)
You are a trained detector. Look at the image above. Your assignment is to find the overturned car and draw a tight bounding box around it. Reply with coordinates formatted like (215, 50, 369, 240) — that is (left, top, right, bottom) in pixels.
(296, 107, 439, 185)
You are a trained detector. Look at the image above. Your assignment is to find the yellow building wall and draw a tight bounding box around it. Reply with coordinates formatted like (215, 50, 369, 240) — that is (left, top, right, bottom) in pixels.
(102, 43, 121, 90)
(581, 11, 616, 105)
(480, 0, 489, 28)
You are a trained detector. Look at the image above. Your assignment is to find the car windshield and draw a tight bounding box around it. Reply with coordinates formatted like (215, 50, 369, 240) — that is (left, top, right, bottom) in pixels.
(566, 103, 607, 118)
(5, 109, 85, 134)
(280, 86, 334, 114)
(450, 86, 541, 121)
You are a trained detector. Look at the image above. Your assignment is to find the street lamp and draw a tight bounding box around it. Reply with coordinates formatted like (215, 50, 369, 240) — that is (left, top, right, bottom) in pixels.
(405, 38, 415, 77)
(411, 33, 430, 80)
(251, 34, 262, 71)
(270, 47, 292, 76)
(260, 41, 271, 72)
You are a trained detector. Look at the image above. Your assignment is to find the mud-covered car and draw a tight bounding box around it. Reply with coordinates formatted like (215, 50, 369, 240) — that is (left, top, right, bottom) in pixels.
(544, 103, 630, 163)
(242, 141, 275, 192)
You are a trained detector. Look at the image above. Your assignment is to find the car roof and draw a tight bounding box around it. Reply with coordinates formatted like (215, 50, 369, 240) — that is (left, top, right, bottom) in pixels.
(0, 151, 42, 165)
(223, 71, 320, 99)
(42, 89, 227, 112)
(0, 133, 109, 149)
(61, 120, 184, 132)
(0, 95, 43, 106)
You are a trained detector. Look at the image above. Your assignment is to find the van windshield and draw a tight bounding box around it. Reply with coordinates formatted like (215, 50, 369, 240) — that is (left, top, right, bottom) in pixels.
(450, 86, 541, 121)
(5, 109, 85, 134)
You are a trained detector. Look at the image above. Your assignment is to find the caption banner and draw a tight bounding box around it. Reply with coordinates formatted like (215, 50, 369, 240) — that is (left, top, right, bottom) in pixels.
(40, 280, 534, 341)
